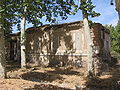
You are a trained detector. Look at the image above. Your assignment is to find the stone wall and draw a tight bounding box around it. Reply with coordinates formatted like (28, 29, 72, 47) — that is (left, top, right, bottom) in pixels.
(6, 21, 111, 68)
(25, 21, 88, 67)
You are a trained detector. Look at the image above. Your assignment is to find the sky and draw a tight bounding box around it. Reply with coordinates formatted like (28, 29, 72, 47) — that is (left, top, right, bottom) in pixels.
(59, 0, 119, 26)
(13, 0, 119, 33)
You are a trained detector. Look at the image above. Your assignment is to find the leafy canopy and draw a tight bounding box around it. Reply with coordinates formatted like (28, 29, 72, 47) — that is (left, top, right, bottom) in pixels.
(80, 0, 100, 19)
(3, 0, 78, 31)
(1, 0, 100, 32)
(106, 21, 120, 53)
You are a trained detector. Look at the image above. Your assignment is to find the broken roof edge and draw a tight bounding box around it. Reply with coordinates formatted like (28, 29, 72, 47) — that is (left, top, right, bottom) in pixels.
(11, 20, 83, 35)
(11, 20, 110, 35)
(26, 20, 83, 30)
(91, 23, 110, 34)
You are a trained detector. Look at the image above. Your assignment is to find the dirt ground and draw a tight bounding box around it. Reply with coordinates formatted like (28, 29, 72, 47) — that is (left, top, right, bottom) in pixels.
(0, 62, 120, 90)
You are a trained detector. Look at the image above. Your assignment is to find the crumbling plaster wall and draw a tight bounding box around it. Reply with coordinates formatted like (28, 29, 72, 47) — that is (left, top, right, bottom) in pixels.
(6, 21, 111, 68)
(25, 21, 88, 67)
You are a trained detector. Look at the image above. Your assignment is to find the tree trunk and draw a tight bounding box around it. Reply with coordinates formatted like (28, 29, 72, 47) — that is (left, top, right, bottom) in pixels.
(115, 0, 120, 19)
(21, 6, 27, 68)
(83, 18, 94, 76)
(0, 1, 6, 78)
(83, 18, 94, 77)
(0, 26, 6, 78)
(81, 0, 95, 77)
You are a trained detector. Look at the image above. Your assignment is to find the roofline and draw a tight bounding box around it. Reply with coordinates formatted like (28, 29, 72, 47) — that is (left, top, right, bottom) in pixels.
(11, 20, 109, 35)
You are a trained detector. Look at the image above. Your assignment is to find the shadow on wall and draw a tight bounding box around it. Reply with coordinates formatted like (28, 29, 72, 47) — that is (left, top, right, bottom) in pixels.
(49, 26, 74, 67)
(26, 27, 51, 67)
(26, 25, 82, 68)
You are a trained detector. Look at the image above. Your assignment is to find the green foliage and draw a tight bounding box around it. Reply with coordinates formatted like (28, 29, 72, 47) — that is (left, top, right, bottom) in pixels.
(2, 0, 78, 31)
(105, 21, 120, 53)
(1, 0, 100, 32)
(80, 0, 100, 19)
(0, 0, 18, 33)
(114, 21, 120, 53)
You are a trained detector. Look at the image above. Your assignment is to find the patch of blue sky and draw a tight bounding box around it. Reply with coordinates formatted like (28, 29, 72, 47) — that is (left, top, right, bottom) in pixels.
(12, 0, 119, 33)
(90, 0, 119, 26)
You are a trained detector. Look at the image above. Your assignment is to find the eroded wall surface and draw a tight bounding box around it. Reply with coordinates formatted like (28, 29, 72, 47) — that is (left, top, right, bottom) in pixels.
(6, 21, 111, 68)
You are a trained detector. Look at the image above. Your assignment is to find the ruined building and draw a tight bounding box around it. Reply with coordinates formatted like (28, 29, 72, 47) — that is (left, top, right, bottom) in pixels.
(6, 21, 111, 68)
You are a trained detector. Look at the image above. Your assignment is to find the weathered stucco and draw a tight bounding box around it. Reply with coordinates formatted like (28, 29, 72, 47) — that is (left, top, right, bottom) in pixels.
(6, 21, 111, 68)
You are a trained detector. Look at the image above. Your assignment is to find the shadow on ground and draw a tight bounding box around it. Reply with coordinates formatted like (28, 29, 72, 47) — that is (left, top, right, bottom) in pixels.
(20, 67, 83, 83)
(24, 84, 72, 90)
(21, 71, 64, 83)
(46, 67, 82, 76)
(85, 63, 120, 90)
(6, 60, 21, 72)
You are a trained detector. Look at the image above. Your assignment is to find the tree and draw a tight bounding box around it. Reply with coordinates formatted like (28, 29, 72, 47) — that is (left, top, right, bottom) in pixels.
(114, 21, 120, 53)
(0, 0, 6, 78)
(106, 21, 120, 53)
(21, 2, 27, 68)
(0, 0, 22, 78)
(80, 0, 100, 77)
(115, 0, 120, 19)
(0, 0, 23, 78)
(105, 24, 115, 51)
(6, 0, 78, 68)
